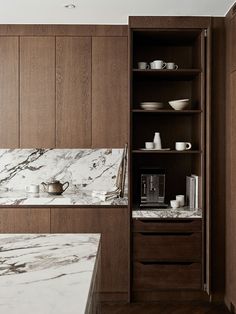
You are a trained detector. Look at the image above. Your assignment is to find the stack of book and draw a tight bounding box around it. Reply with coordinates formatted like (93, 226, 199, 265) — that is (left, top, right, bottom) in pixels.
(186, 175, 199, 210)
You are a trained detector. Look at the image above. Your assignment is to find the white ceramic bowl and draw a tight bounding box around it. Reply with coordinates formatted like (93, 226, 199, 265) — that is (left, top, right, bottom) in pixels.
(140, 102, 164, 110)
(168, 99, 189, 110)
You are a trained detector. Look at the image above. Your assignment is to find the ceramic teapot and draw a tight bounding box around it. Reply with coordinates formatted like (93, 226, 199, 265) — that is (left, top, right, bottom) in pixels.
(41, 180, 69, 195)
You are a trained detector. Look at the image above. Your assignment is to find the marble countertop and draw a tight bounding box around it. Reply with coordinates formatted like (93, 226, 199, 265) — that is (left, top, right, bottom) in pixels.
(0, 190, 128, 206)
(0, 233, 101, 314)
(133, 207, 202, 219)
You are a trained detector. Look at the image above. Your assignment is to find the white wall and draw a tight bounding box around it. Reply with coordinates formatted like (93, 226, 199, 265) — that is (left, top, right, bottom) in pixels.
(0, 0, 234, 24)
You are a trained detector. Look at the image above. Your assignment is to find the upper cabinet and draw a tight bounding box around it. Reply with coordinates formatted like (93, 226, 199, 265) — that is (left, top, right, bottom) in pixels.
(56, 37, 92, 148)
(0, 29, 128, 149)
(92, 37, 128, 148)
(20, 37, 56, 148)
(0, 37, 19, 148)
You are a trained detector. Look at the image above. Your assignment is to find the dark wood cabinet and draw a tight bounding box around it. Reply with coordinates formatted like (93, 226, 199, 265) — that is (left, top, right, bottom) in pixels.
(51, 207, 128, 300)
(20, 37, 55, 148)
(129, 17, 211, 301)
(0, 37, 19, 148)
(0, 208, 50, 233)
(92, 37, 128, 148)
(132, 218, 202, 297)
(56, 37, 92, 148)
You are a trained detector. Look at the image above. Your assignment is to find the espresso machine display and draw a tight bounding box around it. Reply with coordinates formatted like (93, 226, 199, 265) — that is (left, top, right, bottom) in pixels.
(140, 168, 168, 208)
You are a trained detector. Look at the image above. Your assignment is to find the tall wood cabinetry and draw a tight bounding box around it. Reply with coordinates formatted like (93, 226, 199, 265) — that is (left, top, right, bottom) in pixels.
(56, 37, 92, 148)
(0, 27, 128, 148)
(129, 17, 211, 301)
(0, 37, 19, 147)
(226, 5, 236, 310)
(92, 37, 128, 147)
(20, 37, 56, 148)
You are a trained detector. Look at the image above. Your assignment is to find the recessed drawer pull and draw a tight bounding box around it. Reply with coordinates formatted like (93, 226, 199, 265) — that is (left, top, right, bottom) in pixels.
(139, 261, 194, 266)
(139, 232, 194, 236)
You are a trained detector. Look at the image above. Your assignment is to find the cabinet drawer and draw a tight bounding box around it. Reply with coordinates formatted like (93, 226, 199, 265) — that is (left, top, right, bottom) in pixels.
(133, 261, 202, 290)
(133, 232, 202, 261)
(133, 218, 202, 233)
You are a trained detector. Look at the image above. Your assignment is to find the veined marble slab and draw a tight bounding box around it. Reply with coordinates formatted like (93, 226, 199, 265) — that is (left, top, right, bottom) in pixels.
(0, 190, 128, 206)
(132, 207, 202, 219)
(0, 149, 127, 193)
(0, 234, 101, 314)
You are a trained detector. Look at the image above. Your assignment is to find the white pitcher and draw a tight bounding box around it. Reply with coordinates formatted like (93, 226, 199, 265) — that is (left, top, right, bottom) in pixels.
(153, 132, 162, 149)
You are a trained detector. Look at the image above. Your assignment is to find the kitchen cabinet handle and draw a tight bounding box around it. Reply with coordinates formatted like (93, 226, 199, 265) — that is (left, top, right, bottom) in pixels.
(139, 232, 194, 236)
(139, 261, 194, 266)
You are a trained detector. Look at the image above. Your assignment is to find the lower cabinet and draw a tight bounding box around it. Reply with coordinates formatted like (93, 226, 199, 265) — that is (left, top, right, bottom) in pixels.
(0, 208, 50, 233)
(132, 218, 203, 301)
(51, 207, 128, 301)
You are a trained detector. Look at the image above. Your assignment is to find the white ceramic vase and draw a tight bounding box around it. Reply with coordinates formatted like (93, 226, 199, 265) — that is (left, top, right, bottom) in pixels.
(153, 132, 162, 149)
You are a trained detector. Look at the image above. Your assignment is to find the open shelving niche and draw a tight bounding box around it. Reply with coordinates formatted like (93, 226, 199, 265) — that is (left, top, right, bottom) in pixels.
(130, 28, 206, 210)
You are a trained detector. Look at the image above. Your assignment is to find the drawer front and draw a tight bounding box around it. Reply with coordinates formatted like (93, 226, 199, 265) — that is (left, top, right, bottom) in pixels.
(133, 261, 202, 290)
(133, 232, 202, 261)
(133, 218, 202, 233)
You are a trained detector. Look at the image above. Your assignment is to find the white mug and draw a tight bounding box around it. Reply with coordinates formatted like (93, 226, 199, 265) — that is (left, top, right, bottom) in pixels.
(138, 62, 150, 70)
(175, 142, 192, 151)
(176, 195, 185, 207)
(170, 200, 180, 209)
(145, 142, 154, 149)
(150, 60, 166, 70)
(25, 184, 39, 193)
(166, 62, 178, 70)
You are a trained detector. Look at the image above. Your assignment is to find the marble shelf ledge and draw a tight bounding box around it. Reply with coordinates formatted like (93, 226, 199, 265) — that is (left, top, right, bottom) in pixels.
(133, 207, 202, 219)
(0, 190, 128, 206)
(0, 233, 101, 314)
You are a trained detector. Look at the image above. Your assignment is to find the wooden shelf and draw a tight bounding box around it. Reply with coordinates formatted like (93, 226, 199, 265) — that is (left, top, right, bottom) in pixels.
(132, 69, 201, 80)
(132, 109, 202, 114)
(132, 150, 202, 154)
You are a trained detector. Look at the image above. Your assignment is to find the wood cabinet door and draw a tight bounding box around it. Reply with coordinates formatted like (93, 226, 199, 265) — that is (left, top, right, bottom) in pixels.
(0, 37, 19, 147)
(56, 37, 92, 148)
(20, 37, 55, 148)
(0, 208, 50, 233)
(51, 207, 128, 296)
(92, 37, 128, 148)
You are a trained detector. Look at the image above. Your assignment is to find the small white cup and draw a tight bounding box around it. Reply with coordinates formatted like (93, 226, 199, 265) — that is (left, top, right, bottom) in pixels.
(150, 60, 166, 70)
(175, 142, 192, 151)
(170, 200, 180, 209)
(166, 62, 178, 70)
(138, 62, 149, 70)
(145, 142, 154, 149)
(25, 184, 39, 193)
(176, 195, 185, 207)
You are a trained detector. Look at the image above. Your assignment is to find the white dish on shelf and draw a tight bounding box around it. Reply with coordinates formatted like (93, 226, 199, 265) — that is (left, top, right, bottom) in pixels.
(168, 99, 189, 110)
(140, 102, 164, 110)
(139, 148, 171, 151)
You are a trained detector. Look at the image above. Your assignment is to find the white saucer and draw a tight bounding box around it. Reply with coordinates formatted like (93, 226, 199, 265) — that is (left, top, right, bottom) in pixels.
(140, 148, 171, 151)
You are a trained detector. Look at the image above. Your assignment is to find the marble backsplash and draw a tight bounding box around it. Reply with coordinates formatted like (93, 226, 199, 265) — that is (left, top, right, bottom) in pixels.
(0, 149, 126, 192)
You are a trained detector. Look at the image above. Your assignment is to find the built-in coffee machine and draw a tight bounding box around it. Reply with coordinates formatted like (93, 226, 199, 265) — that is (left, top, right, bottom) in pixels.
(140, 168, 168, 208)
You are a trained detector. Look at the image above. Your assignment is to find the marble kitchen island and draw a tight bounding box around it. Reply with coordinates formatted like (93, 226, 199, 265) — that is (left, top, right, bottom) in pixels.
(0, 234, 101, 314)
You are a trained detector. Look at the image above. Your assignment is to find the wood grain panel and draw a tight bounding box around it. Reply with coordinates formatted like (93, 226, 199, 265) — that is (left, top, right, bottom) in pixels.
(0, 37, 19, 147)
(51, 207, 128, 297)
(133, 261, 202, 291)
(0, 25, 128, 37)
(133, 232, 202, 261)
(20, 37, 55, 148)
(231, 14, 236, 73)
(92, 37, 128, 148)
(0, 208, 50, 233)
(56, 37, 91, 147)
(129, 16, 211, 29)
